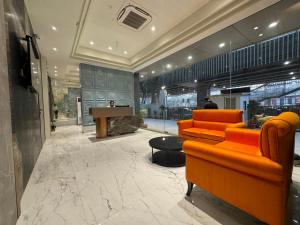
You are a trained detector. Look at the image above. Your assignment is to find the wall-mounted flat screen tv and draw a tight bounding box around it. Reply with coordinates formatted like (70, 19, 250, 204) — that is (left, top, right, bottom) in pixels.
(20, 35, 40, 92)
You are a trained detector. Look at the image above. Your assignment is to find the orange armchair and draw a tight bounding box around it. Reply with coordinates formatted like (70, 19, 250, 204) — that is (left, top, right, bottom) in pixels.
(184, 112, 300, 225)
(177, 109, 245, 144)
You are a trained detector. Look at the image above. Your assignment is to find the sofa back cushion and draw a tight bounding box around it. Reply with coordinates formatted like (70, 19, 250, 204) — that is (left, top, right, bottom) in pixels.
(192, 110, 243, 123)
(260, 112, 299, 168)
(194, 121, 230, 131)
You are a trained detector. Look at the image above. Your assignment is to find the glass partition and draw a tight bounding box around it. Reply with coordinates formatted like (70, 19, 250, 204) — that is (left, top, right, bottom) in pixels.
(139, 0, 300, 139)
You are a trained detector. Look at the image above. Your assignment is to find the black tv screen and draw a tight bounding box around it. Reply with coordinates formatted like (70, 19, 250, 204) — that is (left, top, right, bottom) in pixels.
(20, 35, 40, 91)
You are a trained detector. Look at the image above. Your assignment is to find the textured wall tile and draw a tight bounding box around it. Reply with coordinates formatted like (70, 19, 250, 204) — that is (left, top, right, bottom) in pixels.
(80, 63, 134, 126)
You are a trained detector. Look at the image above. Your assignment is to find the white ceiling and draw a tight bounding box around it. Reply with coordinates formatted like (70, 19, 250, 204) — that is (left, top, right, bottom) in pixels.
(25, 0, 279, 88)
(79, 0, 210, 58)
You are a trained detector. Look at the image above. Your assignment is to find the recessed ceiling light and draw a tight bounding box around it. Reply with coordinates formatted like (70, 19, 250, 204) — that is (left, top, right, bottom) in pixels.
(194, 79, 197, 83)
(161, 85, 166, 90)
(182, 88, 185, 91)
(258, 33, 263, 37)
(284, 61, 290, 65)
(33, 71, 38, 74)
(151, 70, 155, 74)
(253, 26, 259, 30)
(108, 46, 112, 51)
(291, 76, 296, 80)
(188, 55, 193, 60)
(290, 72, 294, 75)
(52, 47, 57, 51)
(219, 42, 225, 48)
(54, 70, 57, 73)
(140, 75, 144, 78)
(51, 26, 57, 31)
(223, 86, 226, 89)
(55, 74, 58, 77)
(151, 26, 156, 31)
(123, 50, 128, 54)
(268, 21, 278, 28)
(31, 62, 34, 65)
(54, 66, 57, 69)
(89, 41, 94, 45)
(166, 64, 172, 69)
(213, 83, 216, 87)
(77, 68, 79, 71)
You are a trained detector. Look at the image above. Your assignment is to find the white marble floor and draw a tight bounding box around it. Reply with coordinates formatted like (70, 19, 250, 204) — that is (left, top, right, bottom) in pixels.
(17, 126, 300, 225)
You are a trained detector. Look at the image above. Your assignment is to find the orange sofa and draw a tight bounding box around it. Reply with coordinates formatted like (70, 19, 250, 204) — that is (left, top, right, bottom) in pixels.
(177, 109, 245, 144)
(183, 112, 300, 225)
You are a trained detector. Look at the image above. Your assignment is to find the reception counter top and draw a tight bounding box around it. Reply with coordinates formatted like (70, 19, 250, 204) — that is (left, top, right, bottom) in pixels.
(89, 107, 134, 138)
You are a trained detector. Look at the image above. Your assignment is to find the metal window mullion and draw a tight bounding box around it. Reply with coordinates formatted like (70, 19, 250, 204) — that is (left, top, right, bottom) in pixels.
(292, 32, 294, 59)
(287, 35, 289, 59)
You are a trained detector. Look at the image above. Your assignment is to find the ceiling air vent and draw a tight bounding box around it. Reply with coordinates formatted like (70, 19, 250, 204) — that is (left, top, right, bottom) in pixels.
(117, 5, 152, 31)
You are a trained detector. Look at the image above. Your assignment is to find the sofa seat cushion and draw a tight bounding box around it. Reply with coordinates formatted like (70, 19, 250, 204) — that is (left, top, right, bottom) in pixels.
(216, 141, 262, 156)
(181, 128, 225, 141)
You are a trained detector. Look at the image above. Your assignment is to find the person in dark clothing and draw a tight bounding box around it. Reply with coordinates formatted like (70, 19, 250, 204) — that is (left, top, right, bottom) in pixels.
(204, 97, 218, 109)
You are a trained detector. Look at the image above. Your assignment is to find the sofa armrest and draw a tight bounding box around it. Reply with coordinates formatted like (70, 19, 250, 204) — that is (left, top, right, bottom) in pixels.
(183, 140, 283, 183)
(177, 119, 193, 133)
(225, 128, 260, 147)
(227, 122, 245, 128)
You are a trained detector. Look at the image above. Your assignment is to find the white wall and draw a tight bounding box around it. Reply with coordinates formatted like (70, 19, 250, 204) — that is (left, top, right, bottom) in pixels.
(210, 94, 250, 122)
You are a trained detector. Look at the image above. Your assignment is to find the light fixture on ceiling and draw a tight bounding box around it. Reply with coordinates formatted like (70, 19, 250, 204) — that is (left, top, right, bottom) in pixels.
(51, 26, 57, 31)
(268, 21, 278, 28)
(284, 61, 290, 65)
(161, 85, 166, 90)
(194, 79, 197, 83)
(52, 47, 57, 51)
(213, 83, 216, 87)
(55, 74, 58, 77)
(258, 33, 263, 37)
(188, 55, 193, 60)
(253, 26, 259, 30)
(140, 74, 144, 78)
(166, 64, 172, 69)
(218, 42, 225, 48)
(108, 46, 112, 51)
(54, 70, 57, 73)
(151, 25, 156, 32)
(291, 76, 296, 80)
(33, 71, 38, 74)
(223, 86, 226, 89)
(182, 88, 185, 91)
(151, 70, 155, 74)
(123, 50, 128, 54)
(89, 41, 94, 45)
(54, 66, 57, 69)
(77, 68, 79, 71)
(290, 72, 294, 75)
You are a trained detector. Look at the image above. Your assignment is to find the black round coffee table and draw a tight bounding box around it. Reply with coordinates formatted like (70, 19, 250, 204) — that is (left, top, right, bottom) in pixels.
(149, 136, 185, 167)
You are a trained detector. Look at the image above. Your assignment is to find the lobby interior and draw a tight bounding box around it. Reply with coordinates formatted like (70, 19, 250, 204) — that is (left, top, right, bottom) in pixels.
(1, 0, 300, 225)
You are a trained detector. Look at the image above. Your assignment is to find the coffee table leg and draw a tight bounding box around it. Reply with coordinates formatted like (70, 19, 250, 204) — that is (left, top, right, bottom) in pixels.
(152, 148, 154, 163)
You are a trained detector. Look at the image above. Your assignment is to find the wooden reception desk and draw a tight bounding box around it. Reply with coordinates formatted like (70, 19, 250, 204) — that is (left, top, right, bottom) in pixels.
(89, 107, 133, 138)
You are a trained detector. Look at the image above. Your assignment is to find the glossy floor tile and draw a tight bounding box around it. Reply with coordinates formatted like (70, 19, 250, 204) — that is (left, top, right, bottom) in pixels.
(17, 126, 300, 225)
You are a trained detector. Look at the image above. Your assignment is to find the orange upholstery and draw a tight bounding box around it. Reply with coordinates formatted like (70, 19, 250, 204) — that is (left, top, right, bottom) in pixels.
(181, 128, 225, 141)
(177, 110, 244, 143)
(183, 112, 300, 225)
